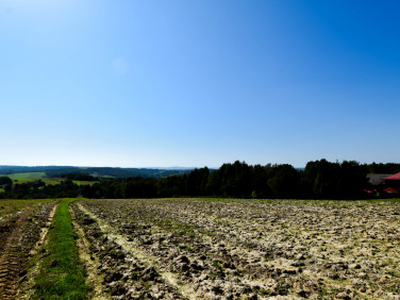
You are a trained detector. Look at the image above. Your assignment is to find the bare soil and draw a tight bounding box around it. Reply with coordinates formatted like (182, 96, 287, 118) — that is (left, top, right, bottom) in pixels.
(73, 198, 400, 299)
(0, 201, 57, 299)
(3, 198, 400, 299)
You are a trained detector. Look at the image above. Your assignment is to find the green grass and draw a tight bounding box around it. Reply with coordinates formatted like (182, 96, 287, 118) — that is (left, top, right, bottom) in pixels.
(9, 172, 60, 185)
(7, 172, 98, 186)
(33, 199, 90, 299)
(72, 180, 98, 186)
(9, 172, 46, 181)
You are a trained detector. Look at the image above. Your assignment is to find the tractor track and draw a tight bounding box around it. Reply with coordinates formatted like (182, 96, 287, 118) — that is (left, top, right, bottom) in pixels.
(73, 202, 192, 299)
(0, 202, 58, 299)
(0, 208, 33, 299)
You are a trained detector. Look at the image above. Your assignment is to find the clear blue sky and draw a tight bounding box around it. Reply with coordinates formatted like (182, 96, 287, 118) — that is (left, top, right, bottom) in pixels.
(1, 0, 399, 168)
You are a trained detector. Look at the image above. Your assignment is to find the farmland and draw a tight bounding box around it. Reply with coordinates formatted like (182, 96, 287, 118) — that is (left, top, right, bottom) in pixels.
(1, 198, 400, 299)
(8, 172, 60, 185)
(6, 172, 97, 186)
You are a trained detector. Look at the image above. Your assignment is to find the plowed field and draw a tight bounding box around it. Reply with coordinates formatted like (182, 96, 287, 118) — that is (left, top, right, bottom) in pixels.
(1, 198, 400, 299)
(73, 199, 400, 299)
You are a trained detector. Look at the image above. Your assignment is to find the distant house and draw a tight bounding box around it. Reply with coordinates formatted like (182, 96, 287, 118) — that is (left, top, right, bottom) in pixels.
(383, 172, 400, 185)
(382, 173, 400, 196)
(366, 173, 400, 197)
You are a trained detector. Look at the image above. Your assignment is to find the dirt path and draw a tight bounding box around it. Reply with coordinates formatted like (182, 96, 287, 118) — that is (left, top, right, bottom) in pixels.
(19, 204, 58, 300)
(0, 202, 58, 299)
(70, 204, 110, 300)
(0, 208, 34, 299)
(32, 204, 57, 256)
(0, 219, 17, 261)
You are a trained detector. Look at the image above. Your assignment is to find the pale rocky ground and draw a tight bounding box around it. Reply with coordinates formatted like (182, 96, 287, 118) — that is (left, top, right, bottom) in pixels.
(74, 198, 400, 299)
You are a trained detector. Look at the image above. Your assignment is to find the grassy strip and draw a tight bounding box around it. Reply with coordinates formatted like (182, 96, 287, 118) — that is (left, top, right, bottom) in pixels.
(32, 199, 90, 299)
(9, 172, 46, 180)
(9, 172, 60, 185)
(72, 180, 98, 186)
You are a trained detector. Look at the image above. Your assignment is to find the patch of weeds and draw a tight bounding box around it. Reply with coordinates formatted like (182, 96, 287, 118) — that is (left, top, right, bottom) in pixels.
(260, 289, 273, 296)
(109, 248, 125, 259)
(280, 223, 287, 229)
(318, 287, 329, 298)
(241, 286, 252, 294)
(143, 280, 155, 292)
(184, 245, 194, 252)
(275, 285, 289, 296)
(213, 260, 223, 268)
(391, 286, 400, 293)
(131, 270, 139, 281)
(264, 252, 274, 261)
(212, 259, 226, 277)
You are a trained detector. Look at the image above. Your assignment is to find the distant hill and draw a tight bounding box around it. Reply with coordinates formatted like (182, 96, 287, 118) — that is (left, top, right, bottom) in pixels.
(0, 166, 192, 179)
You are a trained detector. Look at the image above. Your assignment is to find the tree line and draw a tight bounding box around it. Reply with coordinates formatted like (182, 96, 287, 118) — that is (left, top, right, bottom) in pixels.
(1, 159, 396, 200)
(0, 166, 188, 178)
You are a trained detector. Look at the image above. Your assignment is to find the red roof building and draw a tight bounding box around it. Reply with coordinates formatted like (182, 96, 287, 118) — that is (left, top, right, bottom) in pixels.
(383, 172, 400, 181)
(383, 173, 400, 196)
(383, 187, 400, 194)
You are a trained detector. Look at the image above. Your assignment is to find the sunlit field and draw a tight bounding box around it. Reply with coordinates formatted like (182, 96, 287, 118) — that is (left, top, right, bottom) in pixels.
(2, 198, 399, 298)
